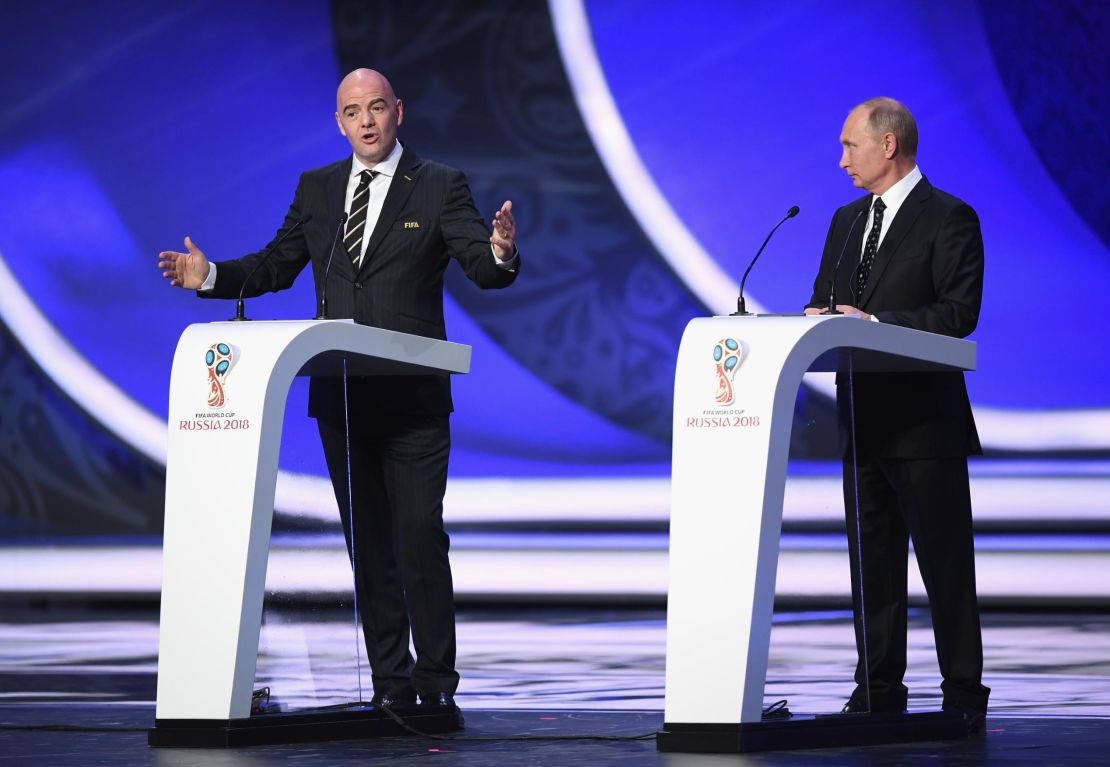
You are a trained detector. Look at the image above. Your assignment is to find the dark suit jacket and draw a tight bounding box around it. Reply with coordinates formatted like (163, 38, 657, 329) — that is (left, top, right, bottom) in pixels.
(806, 177, 984, 459)
(204, 145, 518, 416)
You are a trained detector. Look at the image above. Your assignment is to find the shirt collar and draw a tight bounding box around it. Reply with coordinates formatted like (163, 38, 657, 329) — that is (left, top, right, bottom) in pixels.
(350, 139, 403, 180)
(874, 164, 923, 213)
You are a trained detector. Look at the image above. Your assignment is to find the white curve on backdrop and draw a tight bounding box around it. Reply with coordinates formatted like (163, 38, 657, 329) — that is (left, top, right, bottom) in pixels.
(0, 0, 1105, 476)
(0, 247, 167, 463)
(0, 245, 642, 518)
(0, 246, 336, 511)
(547, 0, 1110, 451)
(1, 238, 1107, 522)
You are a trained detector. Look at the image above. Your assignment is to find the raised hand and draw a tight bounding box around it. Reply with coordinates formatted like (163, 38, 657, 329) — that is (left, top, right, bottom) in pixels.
(490, 200, 516, 261)
(158, 236, 211, 289)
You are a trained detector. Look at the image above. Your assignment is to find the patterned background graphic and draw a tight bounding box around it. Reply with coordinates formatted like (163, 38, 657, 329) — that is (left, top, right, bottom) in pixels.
(0, 0, 1106, 536)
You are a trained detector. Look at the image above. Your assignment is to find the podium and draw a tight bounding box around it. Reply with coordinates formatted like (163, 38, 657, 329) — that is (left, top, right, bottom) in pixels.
(657, 315, 977, 753)
(150, 320, 470, 747)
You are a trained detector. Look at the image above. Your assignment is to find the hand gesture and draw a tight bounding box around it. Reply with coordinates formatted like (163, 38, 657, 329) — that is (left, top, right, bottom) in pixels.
(834, 304, 871, 320)
(490, 200, 516, 261)
(158, 236, 211, 289)
(802, 305, 872, 320)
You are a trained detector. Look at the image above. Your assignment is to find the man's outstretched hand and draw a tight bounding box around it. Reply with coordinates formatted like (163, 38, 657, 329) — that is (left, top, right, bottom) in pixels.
(159, 236, 210, 289)
(491, 200, 516, 261)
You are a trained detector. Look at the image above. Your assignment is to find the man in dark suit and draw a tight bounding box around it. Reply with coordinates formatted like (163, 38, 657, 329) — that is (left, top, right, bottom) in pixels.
(158, 68, 519, 712)
(804, 97, 989, 727)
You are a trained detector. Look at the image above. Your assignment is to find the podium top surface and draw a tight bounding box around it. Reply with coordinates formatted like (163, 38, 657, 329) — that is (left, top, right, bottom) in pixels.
(694, 314, 975, 373)
(184, 319, 472, 378)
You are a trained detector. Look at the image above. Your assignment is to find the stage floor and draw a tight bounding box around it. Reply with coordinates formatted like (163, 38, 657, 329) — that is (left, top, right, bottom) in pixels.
(3, 607, 1110, 764)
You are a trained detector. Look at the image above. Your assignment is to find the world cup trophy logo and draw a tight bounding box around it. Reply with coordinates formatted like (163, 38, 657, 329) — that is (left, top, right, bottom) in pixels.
(205, 342, 235, 408)
(713, 338, 744, 406)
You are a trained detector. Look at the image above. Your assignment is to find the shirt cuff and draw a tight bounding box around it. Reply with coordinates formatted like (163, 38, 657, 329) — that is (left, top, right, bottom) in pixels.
(492, 244, 518, 272)
(199, 263, 217, 292)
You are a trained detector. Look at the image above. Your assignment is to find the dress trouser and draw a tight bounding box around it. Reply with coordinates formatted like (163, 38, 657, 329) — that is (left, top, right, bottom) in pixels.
(317, 407, 458, 699)
(842, 455, 989, 712)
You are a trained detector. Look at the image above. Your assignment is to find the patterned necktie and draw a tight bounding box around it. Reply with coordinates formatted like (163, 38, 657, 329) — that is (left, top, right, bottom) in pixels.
(856, 197, 886, 298)
(344, 169, 377, 268)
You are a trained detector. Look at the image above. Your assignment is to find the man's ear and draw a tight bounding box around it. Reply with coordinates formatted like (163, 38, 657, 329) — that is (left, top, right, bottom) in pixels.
(883, 132, 898, 159)
(335, 112, 347, 137)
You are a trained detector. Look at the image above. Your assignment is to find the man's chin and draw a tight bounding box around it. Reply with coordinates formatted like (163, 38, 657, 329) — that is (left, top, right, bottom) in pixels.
(358, 150, 387, 165)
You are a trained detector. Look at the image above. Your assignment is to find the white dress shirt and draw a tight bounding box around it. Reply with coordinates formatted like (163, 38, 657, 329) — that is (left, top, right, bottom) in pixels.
(862, 164, 923, 260)
(346, 140, 403, 268)
(858, 165, 923, 321)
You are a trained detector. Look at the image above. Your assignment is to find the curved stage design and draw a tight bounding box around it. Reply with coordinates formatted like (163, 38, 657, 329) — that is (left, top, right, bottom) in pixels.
(0, 1, 1106, 551)
(564, 0, 1110, 447)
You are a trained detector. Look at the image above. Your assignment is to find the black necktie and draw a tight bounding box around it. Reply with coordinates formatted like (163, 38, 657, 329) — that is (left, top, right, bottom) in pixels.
(344, 169, 377, 268)
(856, 197, 886, 298)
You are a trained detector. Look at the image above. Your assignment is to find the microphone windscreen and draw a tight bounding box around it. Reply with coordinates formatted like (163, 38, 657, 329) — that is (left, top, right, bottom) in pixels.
(787, 205, 800, 218)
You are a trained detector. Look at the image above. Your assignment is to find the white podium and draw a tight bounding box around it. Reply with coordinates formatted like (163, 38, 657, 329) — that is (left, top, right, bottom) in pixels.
(658, 315, 977, 752)
(150, 320, 470, 746)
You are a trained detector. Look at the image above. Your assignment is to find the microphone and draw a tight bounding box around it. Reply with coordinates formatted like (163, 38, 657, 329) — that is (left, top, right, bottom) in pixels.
(315, 211, 349, 320)
(825, 208, 866, 314)
(230, 215, 312, 321)
(732, 205, 800, 316)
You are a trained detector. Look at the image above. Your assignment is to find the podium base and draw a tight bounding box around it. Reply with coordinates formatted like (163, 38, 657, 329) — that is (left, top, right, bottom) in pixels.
(657, 710, 975, 753)
(148, 704, 463, 748)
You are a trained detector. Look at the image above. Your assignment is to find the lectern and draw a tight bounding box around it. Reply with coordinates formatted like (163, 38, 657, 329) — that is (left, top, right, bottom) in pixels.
(150, 320, 470, 747)
(657, 315, 977, 752)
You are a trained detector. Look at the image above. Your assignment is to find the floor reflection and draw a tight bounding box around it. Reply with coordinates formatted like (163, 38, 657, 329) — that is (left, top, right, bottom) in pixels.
(2, 609, 1109, 717)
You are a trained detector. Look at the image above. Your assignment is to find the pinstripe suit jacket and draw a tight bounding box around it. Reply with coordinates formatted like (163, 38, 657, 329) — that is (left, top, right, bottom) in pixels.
(205, 145, 518, 416)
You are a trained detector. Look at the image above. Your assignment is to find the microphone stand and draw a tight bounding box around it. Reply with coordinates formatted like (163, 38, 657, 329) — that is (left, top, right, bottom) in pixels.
(315, 212, 349, 320)
(230, 215, 312, 321)
(732, 206, 800, 316)
(825, 208, 866, 315)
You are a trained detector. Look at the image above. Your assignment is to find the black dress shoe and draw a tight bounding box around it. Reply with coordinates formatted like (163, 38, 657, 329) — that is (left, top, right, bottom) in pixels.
(420, 692, 458, 709)
(943, 703, 986, 733)
(842, 691, 908, 714)
(371, 692, 417, 709)
(842, 697, 867, 714)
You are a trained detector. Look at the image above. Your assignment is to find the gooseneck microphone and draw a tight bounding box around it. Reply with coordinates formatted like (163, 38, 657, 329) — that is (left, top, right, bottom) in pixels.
(315, 211, 349, 320)
(732, 205, 800, 316)
(825, 208, 866, 315)
(231, 215, 312, 321)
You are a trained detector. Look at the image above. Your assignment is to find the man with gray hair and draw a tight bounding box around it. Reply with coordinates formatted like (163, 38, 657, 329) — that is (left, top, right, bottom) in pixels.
(804, 97, 989, 730)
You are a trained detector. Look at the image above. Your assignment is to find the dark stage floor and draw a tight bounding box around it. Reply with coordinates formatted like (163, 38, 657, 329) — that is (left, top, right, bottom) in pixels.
(4, 705, 1110, 766)
(2, 607, 1110, 764)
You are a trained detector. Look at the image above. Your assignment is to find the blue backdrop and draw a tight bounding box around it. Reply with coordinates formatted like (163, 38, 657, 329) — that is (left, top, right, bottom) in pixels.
(0, 0, 1105, 486)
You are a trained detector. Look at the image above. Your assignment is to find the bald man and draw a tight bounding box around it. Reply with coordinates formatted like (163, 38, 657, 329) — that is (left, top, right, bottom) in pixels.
(804, 98, 988, 730)
(159, 69, 520, 713)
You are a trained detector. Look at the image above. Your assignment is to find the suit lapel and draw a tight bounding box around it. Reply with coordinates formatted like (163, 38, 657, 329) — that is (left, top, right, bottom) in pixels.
(357, 146, 423, 276)
(842, 197, 870, 302)
(325, 157, 355, 279)
(859, 178, 931, 307)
